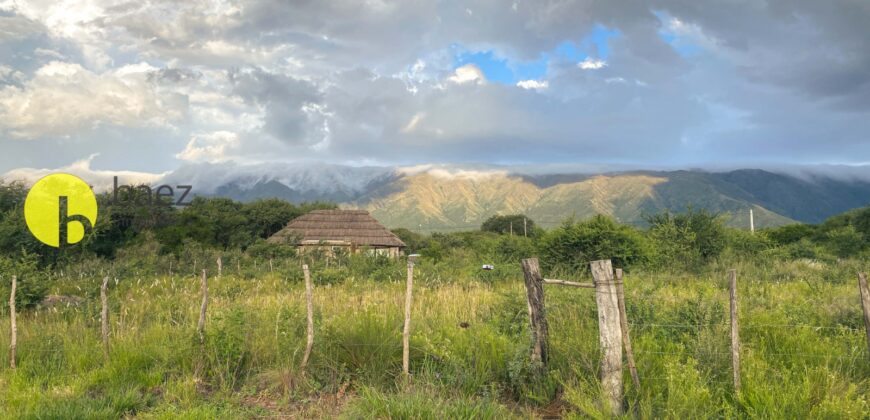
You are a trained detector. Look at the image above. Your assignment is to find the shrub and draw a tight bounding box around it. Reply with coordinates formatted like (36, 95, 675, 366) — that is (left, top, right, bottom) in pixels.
(538, 215, 651, 272)
(646, 208, 727, 263)
(481, 214, 536, 237)
(823, 225, 864, 258)
(0, 252, 48, 310)
(647, 218, 700, 270)
(765, 223, 817, 245)
(725, 228, 774, 257)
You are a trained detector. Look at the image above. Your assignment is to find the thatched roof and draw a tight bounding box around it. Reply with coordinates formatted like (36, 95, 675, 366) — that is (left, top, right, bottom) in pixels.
(267, 209, 405, 248)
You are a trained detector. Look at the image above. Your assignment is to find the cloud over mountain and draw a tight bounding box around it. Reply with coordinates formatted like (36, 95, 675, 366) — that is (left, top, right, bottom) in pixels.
(0, 0, 868, 172)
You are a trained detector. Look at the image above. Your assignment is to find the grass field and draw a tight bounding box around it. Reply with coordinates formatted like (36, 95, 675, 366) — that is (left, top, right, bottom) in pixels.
(0, 254, 868, 418)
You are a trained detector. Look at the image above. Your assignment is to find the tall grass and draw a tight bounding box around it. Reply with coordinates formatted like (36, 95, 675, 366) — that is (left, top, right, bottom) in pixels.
(0, 255, 867, 418)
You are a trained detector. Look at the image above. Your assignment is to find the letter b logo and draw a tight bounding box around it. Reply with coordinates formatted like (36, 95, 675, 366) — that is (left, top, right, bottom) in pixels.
(24, 174, 98, 247)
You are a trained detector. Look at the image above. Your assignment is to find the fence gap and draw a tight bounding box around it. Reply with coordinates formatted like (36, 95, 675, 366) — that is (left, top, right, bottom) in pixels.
(615, 269, 640, 390)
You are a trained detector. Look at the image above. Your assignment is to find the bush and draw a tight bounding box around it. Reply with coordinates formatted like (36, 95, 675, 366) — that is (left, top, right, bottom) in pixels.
(647, 218, 700, 270)
(726, 228, 774, 257)
(0, 252, 48, 310)
(823, 225, 864, 258)
(481, 214, 536, 237)
(538, 215, 651, 272)
(646, 208, 727, 263)
(765, 223, 817, 245)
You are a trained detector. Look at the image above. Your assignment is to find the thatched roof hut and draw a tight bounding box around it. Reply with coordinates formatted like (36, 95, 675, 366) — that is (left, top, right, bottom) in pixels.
(267, 209, 405, 256)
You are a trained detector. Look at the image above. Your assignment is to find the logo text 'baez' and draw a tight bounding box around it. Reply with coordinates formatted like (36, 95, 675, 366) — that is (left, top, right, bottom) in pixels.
(24, 173, 98, 248)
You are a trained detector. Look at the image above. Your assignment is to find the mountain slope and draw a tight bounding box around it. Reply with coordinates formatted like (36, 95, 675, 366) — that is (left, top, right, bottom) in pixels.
(358, 171, 799, 230)
(195, 164, 870, 231)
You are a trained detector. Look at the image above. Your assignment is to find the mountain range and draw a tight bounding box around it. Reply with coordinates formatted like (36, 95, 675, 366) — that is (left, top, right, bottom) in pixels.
(157, 163, 870, 231)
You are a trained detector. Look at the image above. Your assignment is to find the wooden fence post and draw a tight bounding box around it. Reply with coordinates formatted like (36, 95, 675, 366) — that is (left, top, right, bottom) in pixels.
(857, 272, 870, 360)
(9, 275, 16, 369)
(729, 269, 741, 392)
(590, 259, 623, 416)
(217, 257, 222, 278)
(196, 269, 208, 378)
(615, 269, 640, 390)
(521, 258, 549, 369)
(402, 259, 415, 378)
(101, 276, 110, 361)
(301, 264, 314, 373)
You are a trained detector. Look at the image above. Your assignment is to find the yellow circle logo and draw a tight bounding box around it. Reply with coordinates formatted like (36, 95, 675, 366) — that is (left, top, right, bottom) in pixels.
(24, 173, 98, 247)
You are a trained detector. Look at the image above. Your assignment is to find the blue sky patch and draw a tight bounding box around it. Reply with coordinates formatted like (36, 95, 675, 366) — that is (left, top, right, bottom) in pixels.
(452, 24, 621, 85)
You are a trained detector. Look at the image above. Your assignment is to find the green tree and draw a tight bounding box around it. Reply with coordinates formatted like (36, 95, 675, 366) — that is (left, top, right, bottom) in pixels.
(646, 208, 727, 262)
(242, 198, 303, 239)
(539, 215, 651, 271)
(481, 214, 536, 236)
(157, 197, 250, 252)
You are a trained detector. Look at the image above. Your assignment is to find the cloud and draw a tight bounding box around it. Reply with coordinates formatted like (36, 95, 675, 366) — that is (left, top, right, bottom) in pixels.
(578, 57, 606, 70)
(2, 154, 165, 191)
(176, 131, 240, 163)
(448, 63, 485, 84)
(516, 79, 548, 90)
(0, 61, 187, 138)
(1, 0, 870, 173)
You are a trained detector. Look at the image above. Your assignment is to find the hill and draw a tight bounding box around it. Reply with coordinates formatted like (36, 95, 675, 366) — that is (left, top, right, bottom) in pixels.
(184, 164, 870, 231)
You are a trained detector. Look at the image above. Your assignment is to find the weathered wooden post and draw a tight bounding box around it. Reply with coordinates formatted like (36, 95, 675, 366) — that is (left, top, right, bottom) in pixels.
(301, 264, 314, 373)
(403, 255, 418, 378)
(101, 276, 110, 360)
(9, 275, 16, 369)
(857, 272, 870, 359)
(521, 258, 549, 369)
(216, 257, 222, 278)
(198, 269, 208, 349)
(615, 269, 640, 390)
(590, 259, 623, 416)
(729, 269, 741, 392)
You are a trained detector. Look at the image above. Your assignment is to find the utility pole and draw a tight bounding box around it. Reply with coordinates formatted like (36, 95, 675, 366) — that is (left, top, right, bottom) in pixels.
(749, 209, 755, 234)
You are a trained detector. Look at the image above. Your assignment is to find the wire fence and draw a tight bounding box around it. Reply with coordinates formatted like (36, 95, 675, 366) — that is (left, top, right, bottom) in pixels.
(1, 261, 868, 407)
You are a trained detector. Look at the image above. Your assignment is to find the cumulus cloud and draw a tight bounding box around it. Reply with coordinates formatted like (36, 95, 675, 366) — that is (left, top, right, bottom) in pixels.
(447, 64, 485, 84)
(578, 58, 607, 70)
(1, 0, 870, 173)
(0, 61, 187, 138)
(2, 154, 165, 191)
(176, 131, 240, 163)
(516, 79, 548, 90)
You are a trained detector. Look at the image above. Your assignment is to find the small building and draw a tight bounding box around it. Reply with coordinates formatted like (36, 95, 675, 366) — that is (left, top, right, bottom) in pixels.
(267, 209, 406, 257)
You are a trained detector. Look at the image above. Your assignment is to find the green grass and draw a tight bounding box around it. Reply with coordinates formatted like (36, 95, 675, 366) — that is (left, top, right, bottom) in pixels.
(0, 255, 868, 418)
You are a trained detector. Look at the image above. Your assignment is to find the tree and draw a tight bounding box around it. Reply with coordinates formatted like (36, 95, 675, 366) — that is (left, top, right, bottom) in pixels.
(242, 198, 303, 239)
(481, 214, 536, 236)
(157, 197, 250, 252)
(539, 215, 651, 271)
(646, 208, 726, 262)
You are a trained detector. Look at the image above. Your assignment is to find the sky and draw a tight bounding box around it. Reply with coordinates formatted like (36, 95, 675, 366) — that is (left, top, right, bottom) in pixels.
(1, 0, 870, 178)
